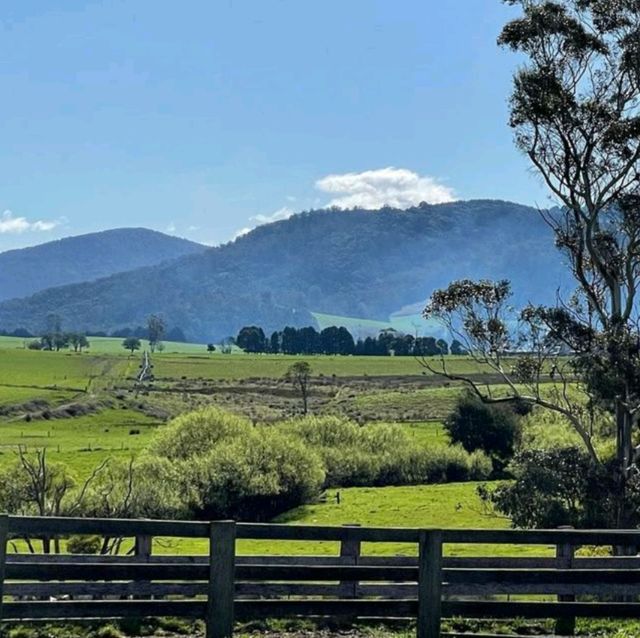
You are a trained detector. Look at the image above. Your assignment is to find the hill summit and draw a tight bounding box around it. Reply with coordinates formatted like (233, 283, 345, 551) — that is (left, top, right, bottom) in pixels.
(0, 228, 205, 303)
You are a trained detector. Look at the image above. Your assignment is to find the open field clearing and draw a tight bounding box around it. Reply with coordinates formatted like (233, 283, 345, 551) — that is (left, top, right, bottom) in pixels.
(0, 348, 129, 389)
(151, 353, 489, 380)
(0, 408, 164, 476)
(151, 481, 532, 558)
(0, 335, 207, 355)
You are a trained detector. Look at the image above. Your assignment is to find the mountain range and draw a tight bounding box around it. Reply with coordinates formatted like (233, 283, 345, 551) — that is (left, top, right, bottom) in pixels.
(0, 228, 205, 303)
(0, 200, 569, 342)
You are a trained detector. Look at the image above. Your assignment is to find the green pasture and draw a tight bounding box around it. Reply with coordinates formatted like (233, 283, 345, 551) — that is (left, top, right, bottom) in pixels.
(151, 353, 487, 380)
(152, 481, 550, 559)
(0, 408, 163, 477)
(0, 335, 207, 355)
(0, 348, 129, 390)
(403, 420, 448, 446)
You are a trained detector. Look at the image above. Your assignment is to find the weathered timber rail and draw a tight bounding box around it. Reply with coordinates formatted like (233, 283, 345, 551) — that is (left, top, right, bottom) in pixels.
(3, 516, 640, 637)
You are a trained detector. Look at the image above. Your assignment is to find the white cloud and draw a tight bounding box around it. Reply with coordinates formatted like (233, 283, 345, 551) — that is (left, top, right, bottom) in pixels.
(232, 227, 252, 240)
(165, 222, 177, 233)
(0, 210, 59, 234)
(315, 167, 456, 209)
(250, 206, 294, 225)
(231, 206, 295, 241)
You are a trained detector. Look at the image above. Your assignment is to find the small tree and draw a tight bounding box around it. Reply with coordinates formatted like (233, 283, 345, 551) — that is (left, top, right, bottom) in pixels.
(285, 361, 312, 415)
(68, 333, 89, 353)
(236, 326, 267, 353)
(219, 337, 234, 354)
(146, 315, 165, 353)
(122, 337, 141, 354)
(445, 393, 521, 474)
(207, 343, 216, 354)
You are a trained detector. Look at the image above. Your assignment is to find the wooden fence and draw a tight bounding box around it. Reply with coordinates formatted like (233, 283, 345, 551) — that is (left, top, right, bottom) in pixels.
(2, 516, 640, 638)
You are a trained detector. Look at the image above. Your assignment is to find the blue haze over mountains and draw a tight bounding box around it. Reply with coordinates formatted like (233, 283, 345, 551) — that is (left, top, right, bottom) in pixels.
(0, 200, 569, 342)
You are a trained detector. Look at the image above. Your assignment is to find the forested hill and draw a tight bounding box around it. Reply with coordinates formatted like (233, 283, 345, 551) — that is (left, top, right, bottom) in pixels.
(0, 200, 569, 341)
(0, 228, 205, 302)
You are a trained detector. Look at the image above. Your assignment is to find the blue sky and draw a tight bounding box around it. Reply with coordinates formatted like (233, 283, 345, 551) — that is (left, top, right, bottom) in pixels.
(0, 0, 549, 251)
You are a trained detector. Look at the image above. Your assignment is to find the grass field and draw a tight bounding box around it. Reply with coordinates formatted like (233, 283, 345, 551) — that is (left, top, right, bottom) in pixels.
(151, 353, 488, 380)
(0, 408, 164, 477)
(0, 341, 532, 563)
(151, 481, 547, 559)
(0, 348, 131, 388)
(0, 335, 208, 355)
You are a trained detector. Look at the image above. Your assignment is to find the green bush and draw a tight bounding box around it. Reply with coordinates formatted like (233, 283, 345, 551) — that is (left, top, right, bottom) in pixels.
(148, 407, 252, 460)
(280, 416, 492, 487)
(479, 447, 622, 528)
(149, 408, 325, 520)
(445, 392, 521, 473)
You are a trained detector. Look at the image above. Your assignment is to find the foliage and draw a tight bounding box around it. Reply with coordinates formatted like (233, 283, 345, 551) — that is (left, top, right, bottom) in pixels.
(239, 324, 464, 357)
(281, 416, 492, 488)
(85, 456, 187, 520)
(479, 447, 625, 529)
(236, 326, 267, 353)
(67, 535, 102, 554)
(146, 315, 165, 353)
(121, 337, 141, 353)
(183, 429, 325, 520)
(423, 0, 640, 527)
(147, 408, 324, 520)
(148, 407, 253, 460)
(445, 393, 521, 473)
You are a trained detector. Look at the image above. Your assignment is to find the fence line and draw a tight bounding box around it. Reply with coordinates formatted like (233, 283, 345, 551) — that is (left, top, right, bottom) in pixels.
(3, 515, 640, 637)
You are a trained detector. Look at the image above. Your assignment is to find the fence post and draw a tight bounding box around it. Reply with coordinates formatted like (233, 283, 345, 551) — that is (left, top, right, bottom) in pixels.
(418, 530, 443, 638)
(135, 534, 152, 561)
(206, 521, 236, 638)
(340, 524, 361, 598)
(555, 527, 575, 636)
(0, 515, 8, 621)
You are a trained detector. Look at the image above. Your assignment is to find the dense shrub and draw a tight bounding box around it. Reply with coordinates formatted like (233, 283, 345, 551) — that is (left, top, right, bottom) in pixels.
(445, 393, 521, 473)
(280, 416, 491, 488)
(86, 456, 188, 520)
(478, 447, 624, 529)
(148, 408, 325, 520)
(148, 408, 252, 460)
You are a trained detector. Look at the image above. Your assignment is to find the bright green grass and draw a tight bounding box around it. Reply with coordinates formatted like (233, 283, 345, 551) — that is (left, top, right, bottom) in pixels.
(0, 335, 207, 355)
(155, 482, 550, 559)
(0, 408, 163, 477)
(0, 385, 75, 407)
(0, 348, 128, 389)
(151, 353, 486, 380)
(402, 421, 448, 447)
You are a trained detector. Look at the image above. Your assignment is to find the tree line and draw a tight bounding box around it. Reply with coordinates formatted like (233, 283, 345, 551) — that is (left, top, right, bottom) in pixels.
(236, 324, 467, 356)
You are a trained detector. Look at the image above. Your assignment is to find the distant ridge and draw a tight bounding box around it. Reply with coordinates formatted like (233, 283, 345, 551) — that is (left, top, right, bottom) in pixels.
(0, 200, 569, 341)
(0, 228, 205, 302)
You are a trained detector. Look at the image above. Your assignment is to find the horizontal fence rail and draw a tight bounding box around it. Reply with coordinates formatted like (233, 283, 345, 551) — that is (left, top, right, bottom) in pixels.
(2, 516, 640, 637)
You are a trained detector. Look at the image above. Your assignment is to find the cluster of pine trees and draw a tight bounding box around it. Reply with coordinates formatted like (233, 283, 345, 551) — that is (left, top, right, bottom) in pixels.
(236, 325, 466, 356)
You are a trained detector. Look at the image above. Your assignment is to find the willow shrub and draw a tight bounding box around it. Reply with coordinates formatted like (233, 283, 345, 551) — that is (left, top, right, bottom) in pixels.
(279, 416, 492, 488)
(147, 408, 325, 520)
